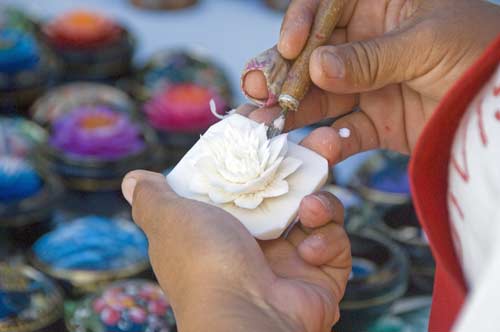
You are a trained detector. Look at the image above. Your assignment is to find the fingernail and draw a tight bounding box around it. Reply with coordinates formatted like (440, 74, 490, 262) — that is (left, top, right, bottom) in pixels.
(321, 50, 345, 79)
(122, 177, 137, 205)
(280, 26, 285, 40)
(303, 234, 325, 252)
(312, 194, 334, 216)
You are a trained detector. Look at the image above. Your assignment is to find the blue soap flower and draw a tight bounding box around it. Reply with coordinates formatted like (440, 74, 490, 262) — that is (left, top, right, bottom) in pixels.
(350, 258, 377, 280)
(33, 216, 149, 271)
(0, 156, 42, 203)
(369, 164, 410, 194)
(0, 28, 40, 74)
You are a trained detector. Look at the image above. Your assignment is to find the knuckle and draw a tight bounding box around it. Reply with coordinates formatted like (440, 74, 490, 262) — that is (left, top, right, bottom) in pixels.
(349, 40, 382, 86)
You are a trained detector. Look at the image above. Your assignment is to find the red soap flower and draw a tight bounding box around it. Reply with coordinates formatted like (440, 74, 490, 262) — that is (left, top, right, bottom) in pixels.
(101, 307, 121, 325)
(144, 83, 227, 133)
(43, 10, 122, 49)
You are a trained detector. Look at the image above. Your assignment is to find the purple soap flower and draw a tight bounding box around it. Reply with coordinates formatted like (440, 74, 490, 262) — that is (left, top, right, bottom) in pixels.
(50, 106, 145, 160)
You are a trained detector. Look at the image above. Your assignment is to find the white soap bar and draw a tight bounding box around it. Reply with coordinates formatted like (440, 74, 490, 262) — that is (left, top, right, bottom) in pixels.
(167, 115, 329, 240)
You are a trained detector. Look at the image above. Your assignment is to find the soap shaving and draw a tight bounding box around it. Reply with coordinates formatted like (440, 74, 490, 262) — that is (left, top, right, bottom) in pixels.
(339, 127, 351, 138)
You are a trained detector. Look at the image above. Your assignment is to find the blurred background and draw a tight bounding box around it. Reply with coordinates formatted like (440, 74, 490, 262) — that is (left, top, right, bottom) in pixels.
(1, 1, 498, 332)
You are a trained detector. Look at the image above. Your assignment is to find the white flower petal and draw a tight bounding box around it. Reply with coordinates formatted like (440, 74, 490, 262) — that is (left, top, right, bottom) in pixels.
(276, 157, 302, 180)
(255, 123, 268, 143)
(189, 115, 300, 210)
(262, 180, 289, 198)
(208, 187, 236, 204)
(221, 156, 283, 194)
(193, 155, 218, 177)
(267, 134, 288, 165)
(234, 194, 264, 209)
(259, 141, 270, 169)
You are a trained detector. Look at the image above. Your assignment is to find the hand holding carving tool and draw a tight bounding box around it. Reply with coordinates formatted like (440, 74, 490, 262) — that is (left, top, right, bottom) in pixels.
(267, 0, 345, 138)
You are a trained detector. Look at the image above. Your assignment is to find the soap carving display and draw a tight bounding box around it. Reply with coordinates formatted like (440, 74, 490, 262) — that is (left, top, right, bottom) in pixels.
(167, 114, 329, 240)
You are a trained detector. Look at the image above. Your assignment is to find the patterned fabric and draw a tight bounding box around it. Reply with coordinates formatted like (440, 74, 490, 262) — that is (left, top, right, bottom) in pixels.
(447, 64, 500, 288)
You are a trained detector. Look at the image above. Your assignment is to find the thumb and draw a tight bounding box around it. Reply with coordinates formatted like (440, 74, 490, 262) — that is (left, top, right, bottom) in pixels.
(122, 170, 272, 291)
(121, 170, 251, 251)
(310, 29, 424, 93)
(122, 170, 187, 236)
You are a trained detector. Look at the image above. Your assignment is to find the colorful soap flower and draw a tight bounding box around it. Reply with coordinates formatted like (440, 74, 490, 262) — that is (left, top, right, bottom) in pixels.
(32, 216, 149, 271)
(0, 263, 64, 332)
(0, 28, 40, 74)
(0, 156, 42, 203)
(49, 106, 146, 160)
(141, 50, 233, 107)
(42, 10, 121, 48)
(40, 11, 133, 81)
(0, 26, 56, 110)
(144, 83, 226, 133)
(86, 281, 174, 332)
(0, 117, 47, 158)
(368, 161, 410, 194)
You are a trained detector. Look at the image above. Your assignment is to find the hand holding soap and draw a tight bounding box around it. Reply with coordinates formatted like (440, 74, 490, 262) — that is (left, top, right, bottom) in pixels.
(167, 114, 329, 240)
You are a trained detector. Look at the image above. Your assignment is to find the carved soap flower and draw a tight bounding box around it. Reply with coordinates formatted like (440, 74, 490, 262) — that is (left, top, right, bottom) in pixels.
(168, 114, 329, 240)
(189, 115, 302, 209)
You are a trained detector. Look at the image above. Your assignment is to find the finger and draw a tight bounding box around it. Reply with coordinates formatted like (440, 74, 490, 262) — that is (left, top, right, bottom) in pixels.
(122, 170, 185, 235)
(279, 0, 358, 59)
(248, 112, 351, 166)
(329, 110, 380, 162)
(298, 223, 349, 268)
(300, 126, 342, 166)
(299, 223, 351, 300)
(310, 28, 429, 93)
(122, 170, 167, 205)
(278, 0, 320, 59)
(124, 170, 260, 248)
(241, 70, 268, 102)
(299, 191, 344, 229)
(329, 28, 347, 45)
(248, 88, 357, 131)
(248, 106, 281, 126)
(234, 103, 258, 117)
(297, 111, 380, 164)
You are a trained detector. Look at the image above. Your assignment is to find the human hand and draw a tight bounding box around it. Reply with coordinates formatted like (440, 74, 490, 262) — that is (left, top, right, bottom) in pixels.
(121, 169, 350, 332)
(244, 0, 500, 163)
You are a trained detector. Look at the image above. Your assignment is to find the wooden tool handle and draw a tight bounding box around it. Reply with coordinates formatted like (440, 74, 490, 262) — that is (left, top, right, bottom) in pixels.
(280, 0, 345, 111)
